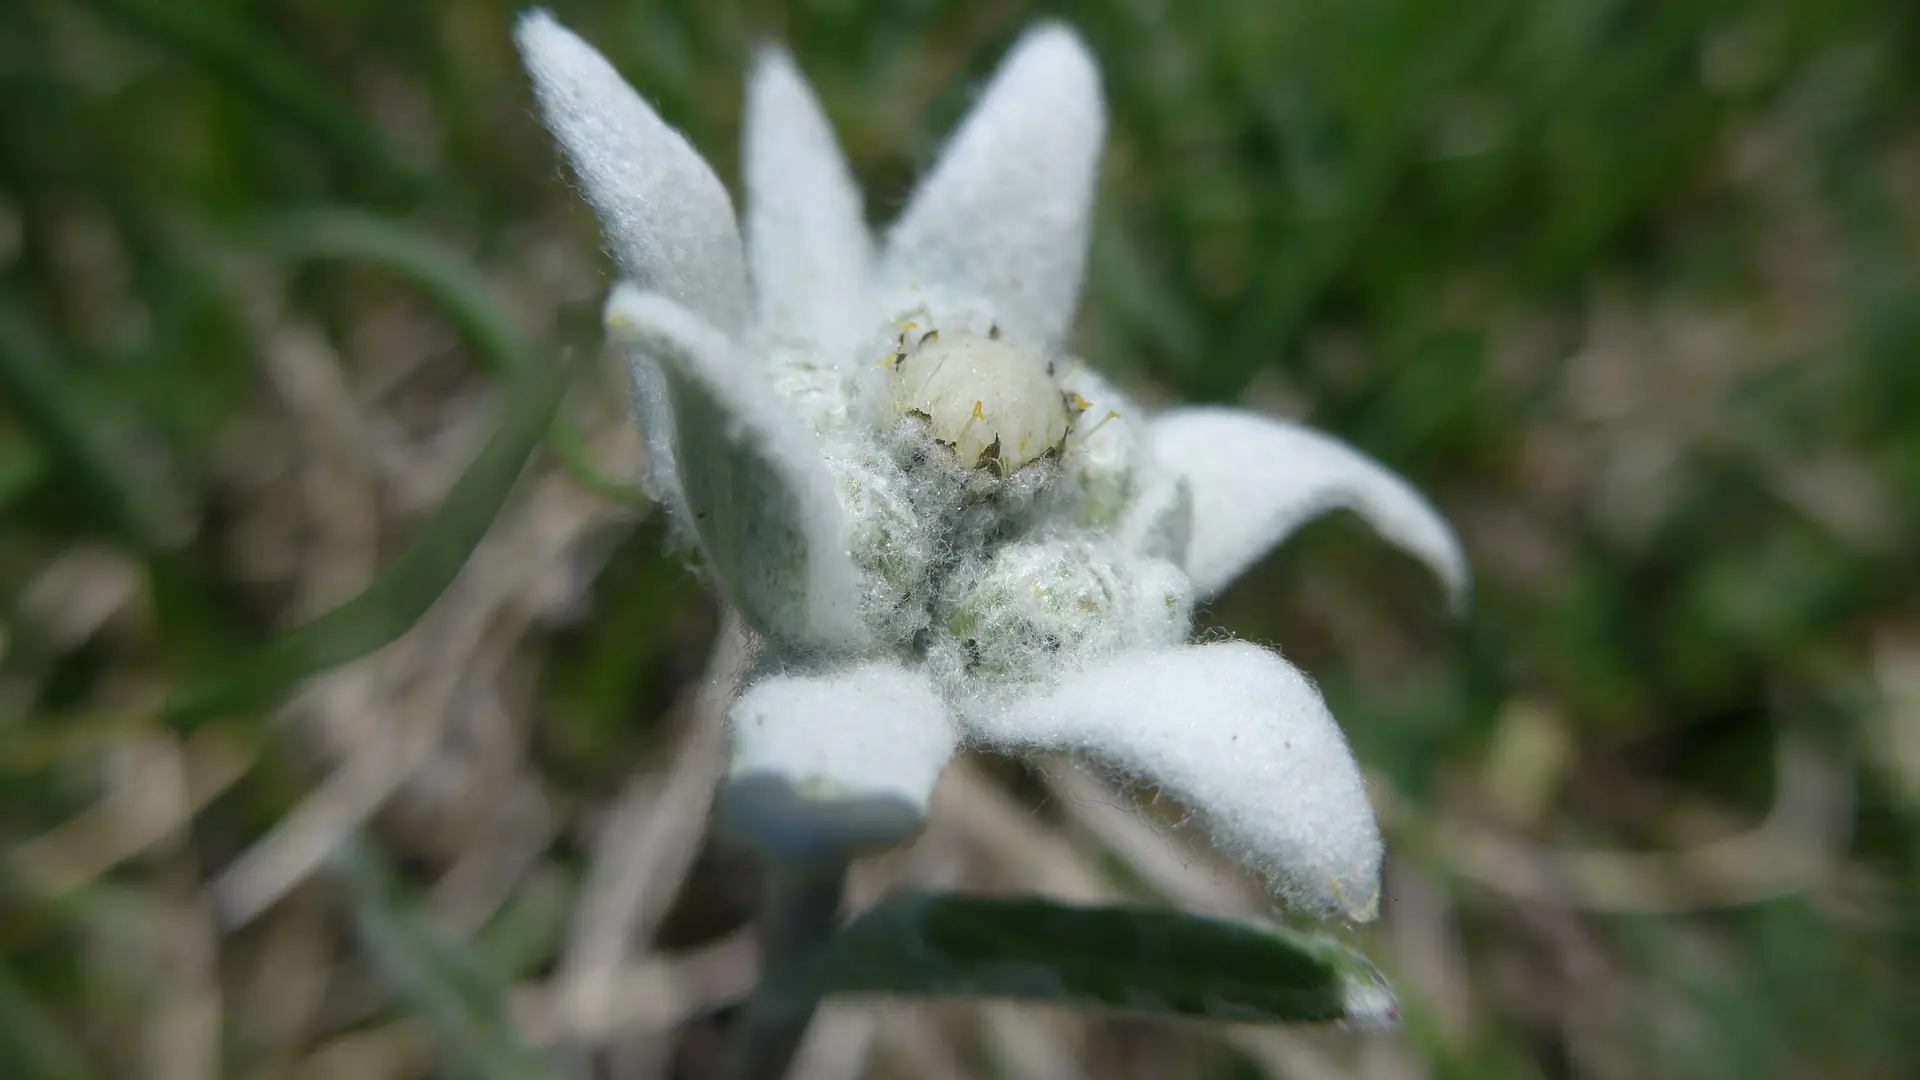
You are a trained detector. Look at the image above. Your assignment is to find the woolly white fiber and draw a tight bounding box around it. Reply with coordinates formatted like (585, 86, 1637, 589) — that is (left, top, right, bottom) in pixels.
(931, 540, 1190, 686)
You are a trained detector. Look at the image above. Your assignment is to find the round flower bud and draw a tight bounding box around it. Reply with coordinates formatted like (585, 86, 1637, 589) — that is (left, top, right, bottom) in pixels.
(892, 332, 1070, 475)
(931, 540, 1193, 686)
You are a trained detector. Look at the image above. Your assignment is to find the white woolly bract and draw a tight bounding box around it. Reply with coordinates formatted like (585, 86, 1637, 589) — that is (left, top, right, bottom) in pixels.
(742, 47, 872, 362)
(964, 642, 1386, 922)
(604, 287, 869, 654)
(728, 662, 956, 813)
(515, 12, 749, 337)
(878, 23, 1104, 353)
(1147, 408, 1471, 611)
(516, 12, 748, 516)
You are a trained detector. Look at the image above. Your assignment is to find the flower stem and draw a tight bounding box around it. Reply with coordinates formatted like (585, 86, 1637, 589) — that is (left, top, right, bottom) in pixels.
(722, 857, 850, 1080)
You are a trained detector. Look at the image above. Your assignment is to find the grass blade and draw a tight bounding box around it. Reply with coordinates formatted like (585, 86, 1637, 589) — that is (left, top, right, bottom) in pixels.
(0, 298, 166, 551)
(76, 0, 433, 202)
(258, 209, 647, 507)
(160, 343, 564, 728)
(331, 841, 563, 1080)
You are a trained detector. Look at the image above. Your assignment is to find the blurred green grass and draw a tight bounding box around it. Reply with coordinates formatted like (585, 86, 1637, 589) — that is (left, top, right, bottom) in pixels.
(3, 0, 1918, 1077)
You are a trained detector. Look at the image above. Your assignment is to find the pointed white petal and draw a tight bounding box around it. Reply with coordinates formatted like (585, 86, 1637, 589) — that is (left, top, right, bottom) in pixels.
(743, 48, 873, 360)
(966, 642, 1384, 921)
(728, 661, 956, 815)
(1147, 408, 1470, 611)
(605, 286, 867, 652)
(517, 12, 749, 335)
(878, 23, 1104, 352)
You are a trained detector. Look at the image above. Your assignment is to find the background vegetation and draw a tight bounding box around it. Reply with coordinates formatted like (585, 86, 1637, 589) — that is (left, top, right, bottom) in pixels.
(3, 0, 1917, 1077)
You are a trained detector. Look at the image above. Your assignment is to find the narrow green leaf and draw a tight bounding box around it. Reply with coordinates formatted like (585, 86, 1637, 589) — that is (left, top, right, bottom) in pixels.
(161, 332, 566, 730)
(0, 300, 232, 655)
(331, 842, 563, 1080)
(258, 209, 648, 507)
(545, 416, 651, 509)
(76, 0, 434, 203)
(768, 893, 1398, 1028)
(0, 298, 174, 551)
(254, 211, 524, 378)
(158, 210, 602, 728)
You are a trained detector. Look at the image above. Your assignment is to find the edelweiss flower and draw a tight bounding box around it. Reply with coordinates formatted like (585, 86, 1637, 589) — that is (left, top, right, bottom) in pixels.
(517, 12, 1468, 921)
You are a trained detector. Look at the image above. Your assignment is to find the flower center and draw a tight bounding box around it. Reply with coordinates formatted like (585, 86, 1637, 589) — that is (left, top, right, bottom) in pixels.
(891, 331, 1072, 475)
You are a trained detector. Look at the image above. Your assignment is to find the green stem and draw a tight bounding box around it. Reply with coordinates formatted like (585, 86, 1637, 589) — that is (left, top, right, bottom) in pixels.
(722, 859, 851, 1080)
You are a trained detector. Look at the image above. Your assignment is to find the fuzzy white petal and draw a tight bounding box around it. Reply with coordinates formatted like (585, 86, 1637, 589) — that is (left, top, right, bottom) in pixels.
(516, 12, 749, 336)
(1147, 408, 1470, 611)
(605, 286, 867, 652)
(728, 661, 956, 813)
(743, 48, 873, 361)
(878, 23, 1104, 352)
(966, 642, 1384, 921)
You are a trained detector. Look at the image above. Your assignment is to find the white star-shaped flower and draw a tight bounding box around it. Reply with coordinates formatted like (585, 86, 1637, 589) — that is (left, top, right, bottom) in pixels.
(517, 12, 1469, 921)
